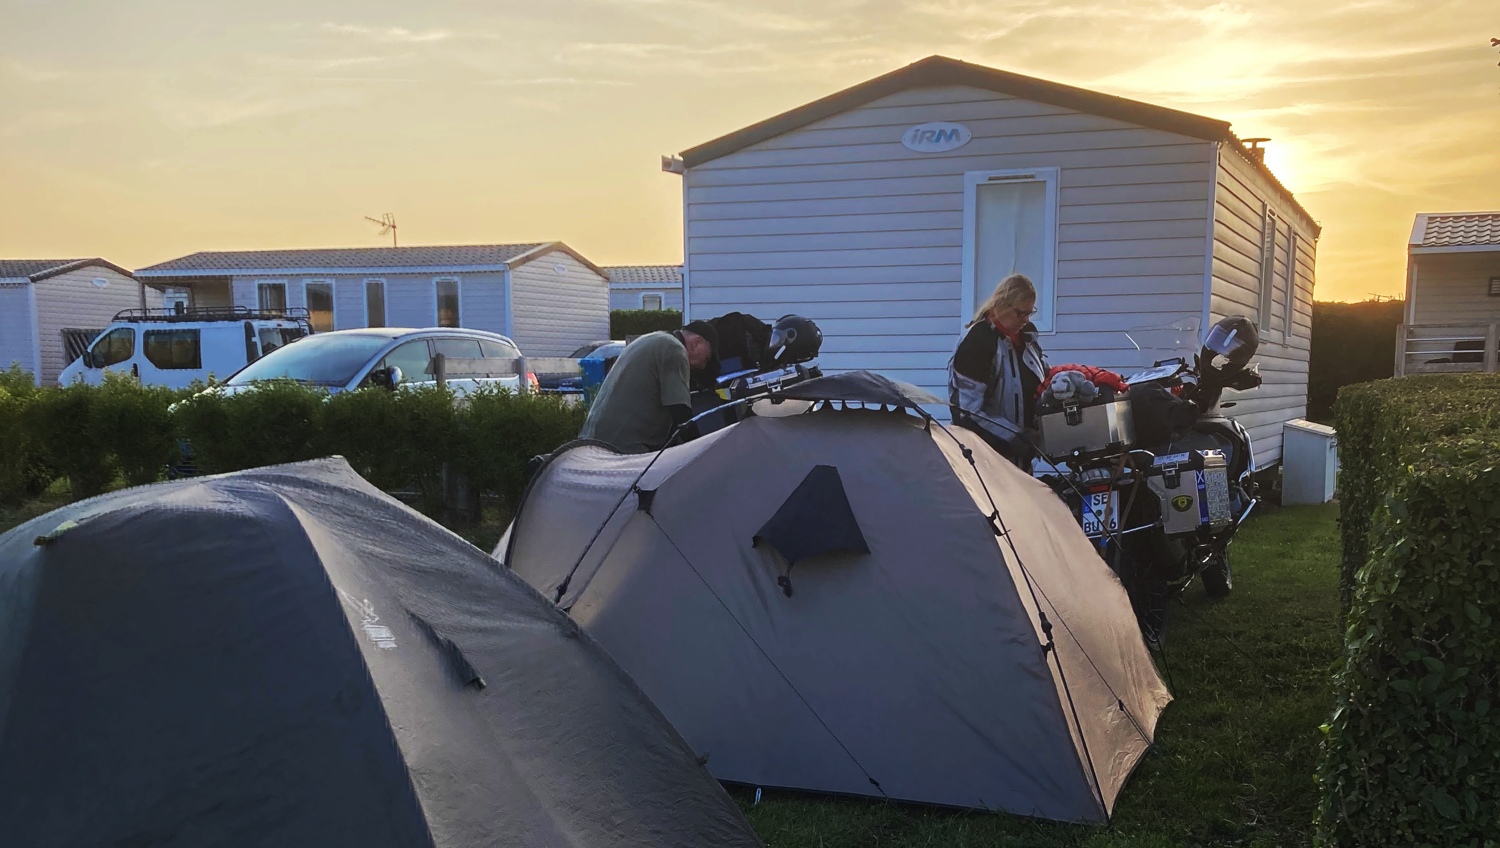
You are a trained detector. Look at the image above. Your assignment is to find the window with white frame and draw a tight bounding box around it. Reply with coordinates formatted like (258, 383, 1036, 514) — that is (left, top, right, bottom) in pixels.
(1283, 231, 1300, 338)
(1258, 204, 1278, 337)
(305, 280, 335, 333)
(365, 279, 386, 328)
(641, 293, 664, 311)
(435, 278, 461, 328)
(258, 281, 287, 314)
(962, 168, 1059, 333)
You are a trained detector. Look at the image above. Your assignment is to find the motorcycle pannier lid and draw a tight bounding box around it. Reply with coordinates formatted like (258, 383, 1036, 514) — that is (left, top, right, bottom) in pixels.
(1037, 395, 1136, 459)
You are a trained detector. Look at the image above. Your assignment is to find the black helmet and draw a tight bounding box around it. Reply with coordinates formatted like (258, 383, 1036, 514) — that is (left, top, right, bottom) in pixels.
(1202, 316, 1259, 371)
(766, 314, 822, 365)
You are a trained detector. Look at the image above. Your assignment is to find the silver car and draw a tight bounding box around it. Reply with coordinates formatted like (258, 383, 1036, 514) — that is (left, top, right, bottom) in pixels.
(218, 327, 535, 396)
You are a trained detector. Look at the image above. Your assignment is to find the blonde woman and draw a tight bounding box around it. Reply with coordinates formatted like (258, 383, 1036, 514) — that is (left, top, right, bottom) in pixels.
(947, 273, 1049, 465)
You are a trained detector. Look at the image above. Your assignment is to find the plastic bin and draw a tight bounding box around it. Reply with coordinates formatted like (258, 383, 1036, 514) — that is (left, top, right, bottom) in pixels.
(1282, 419, 1338, 504)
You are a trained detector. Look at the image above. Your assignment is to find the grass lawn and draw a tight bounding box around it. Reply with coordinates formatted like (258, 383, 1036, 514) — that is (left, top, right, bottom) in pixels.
(1, 489, 1343, 848)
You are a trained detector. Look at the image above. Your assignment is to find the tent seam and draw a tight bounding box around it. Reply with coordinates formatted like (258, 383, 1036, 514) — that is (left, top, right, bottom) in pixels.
(930, 419, 1116, 822)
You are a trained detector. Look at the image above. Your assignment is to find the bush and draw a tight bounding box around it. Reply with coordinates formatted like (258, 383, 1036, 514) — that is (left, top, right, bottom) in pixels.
(611, 309, 682, 339)
(321, 384, 458, 514)
(1308, 298, 1404, 423)
(1315, 437, 1500, 846)
(174, 380, 329, 474)
(91, 374, 183, 487)
(461, 387, 587, 512)
(0, 363, 37, 395)
(1318, 374, 1500, 846)
(24, 381, 114, 499)
(0, 367, 54, 505)
(1332, 374, 1500, 610)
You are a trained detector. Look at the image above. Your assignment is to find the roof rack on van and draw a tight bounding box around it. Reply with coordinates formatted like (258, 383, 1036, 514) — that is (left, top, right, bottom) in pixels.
(111, 306, 313, 324)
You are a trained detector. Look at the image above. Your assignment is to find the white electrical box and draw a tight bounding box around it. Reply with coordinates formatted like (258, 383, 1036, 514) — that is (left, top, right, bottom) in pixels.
(1282, 419, 1338, 504)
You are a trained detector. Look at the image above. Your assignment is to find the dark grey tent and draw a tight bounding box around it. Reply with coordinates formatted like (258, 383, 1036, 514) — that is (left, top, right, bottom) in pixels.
(0, 458, 762, 848)
(500, 372, 1172, 823)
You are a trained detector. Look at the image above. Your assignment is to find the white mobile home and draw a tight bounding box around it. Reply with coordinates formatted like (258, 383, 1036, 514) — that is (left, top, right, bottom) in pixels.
(1396, 212, 1500, 375)
(605, 265, 684, 312)
(671, 56, 1320, 467)
(0, 259, 156, 385)
(134, 242, 609, 357)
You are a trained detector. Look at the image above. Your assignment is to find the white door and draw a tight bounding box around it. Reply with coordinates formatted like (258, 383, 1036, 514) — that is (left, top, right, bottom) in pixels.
(962, 168, 1059, 333)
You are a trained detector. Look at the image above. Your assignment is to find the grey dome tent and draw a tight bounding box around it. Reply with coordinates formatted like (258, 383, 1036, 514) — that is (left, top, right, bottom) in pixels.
(499, 372, 1172, 823)
(0, 458, 763, 848)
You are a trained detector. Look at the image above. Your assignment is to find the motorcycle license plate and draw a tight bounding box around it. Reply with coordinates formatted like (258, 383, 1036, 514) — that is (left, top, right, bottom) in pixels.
(1080, 491, 1120, 538)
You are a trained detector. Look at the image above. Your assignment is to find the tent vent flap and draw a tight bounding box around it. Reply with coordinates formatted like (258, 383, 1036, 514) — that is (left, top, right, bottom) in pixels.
(753, 465, 870, 597)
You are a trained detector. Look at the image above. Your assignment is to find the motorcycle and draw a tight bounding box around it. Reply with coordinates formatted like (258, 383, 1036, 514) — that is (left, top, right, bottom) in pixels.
(684, 314, 824, 438)
(1031, 315, 1264, 647)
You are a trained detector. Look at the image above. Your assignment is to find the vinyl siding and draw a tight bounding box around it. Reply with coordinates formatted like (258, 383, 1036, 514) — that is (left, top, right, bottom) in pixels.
(1409, 252, 1500, 325)
(509, 250, 610, 357)
(610, 287, 684, 312)
(229, 273, 511, 335)
(32, 267, 148, 384)
(1209, 149, 1319, 467)
(683, 84, 1215, 395)
(0, 282, 38, 381)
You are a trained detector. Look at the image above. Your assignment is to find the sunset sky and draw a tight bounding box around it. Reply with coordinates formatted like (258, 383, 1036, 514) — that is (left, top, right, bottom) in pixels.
(2, 0, 1495, 301)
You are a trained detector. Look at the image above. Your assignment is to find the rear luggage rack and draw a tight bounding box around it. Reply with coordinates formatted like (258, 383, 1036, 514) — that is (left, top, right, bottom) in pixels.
(112, 306, 312, 324)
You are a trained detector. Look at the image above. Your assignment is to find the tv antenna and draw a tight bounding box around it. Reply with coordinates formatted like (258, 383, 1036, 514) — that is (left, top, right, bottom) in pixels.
(365, 213, 398, 247)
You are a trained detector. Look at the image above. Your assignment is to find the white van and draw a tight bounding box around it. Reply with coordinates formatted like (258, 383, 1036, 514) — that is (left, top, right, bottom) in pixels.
(59, 308, 311, 390)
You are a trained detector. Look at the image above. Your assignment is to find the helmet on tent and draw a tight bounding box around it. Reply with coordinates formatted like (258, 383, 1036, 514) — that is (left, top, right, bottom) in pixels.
(1201, 316, 1258, 372)
(766, 314, 822, 366)
(0, 458, 762, 848)
(499, 371, 1172, 823)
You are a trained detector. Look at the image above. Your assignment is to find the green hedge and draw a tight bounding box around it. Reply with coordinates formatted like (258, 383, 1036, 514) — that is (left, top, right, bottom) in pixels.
(0, 366, 53, 504)
(611, 309, 681, 339)
(1317, 375, 1500, 846)
(0, 370, 586, 519)
(1331, 375, 1500, 610)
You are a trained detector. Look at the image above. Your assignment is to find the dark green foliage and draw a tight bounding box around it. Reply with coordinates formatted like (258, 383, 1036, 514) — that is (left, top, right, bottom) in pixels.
(320, 384, 459, 514)
(461, 387, 587, 512)
(1320, 374, 1500, 846)
(90, 374, 183, 487)
(1316, 439, 1500, 847)
(610, 309, 682, 339)
(173, 380, 328, 474)
(23, 381, 114, 499)
(1307, 299, 1404, 423)
(40, 378, 585, 522)
(0, 363, 36, 396)
(0, 366, 53, 505)
(1332, 374, 1500, 610)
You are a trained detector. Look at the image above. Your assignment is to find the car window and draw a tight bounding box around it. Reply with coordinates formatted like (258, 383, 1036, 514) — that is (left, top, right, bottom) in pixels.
(226, 333, 394, 386)
(381, 340, 434, 380)
(433, 338, 493, 380)
(93, 327, 135, 367)
(432, 338, 482, 361)
(480, 339, 521, 360)
(143, 329, 202, 370)
(257, 327, 300, 355)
